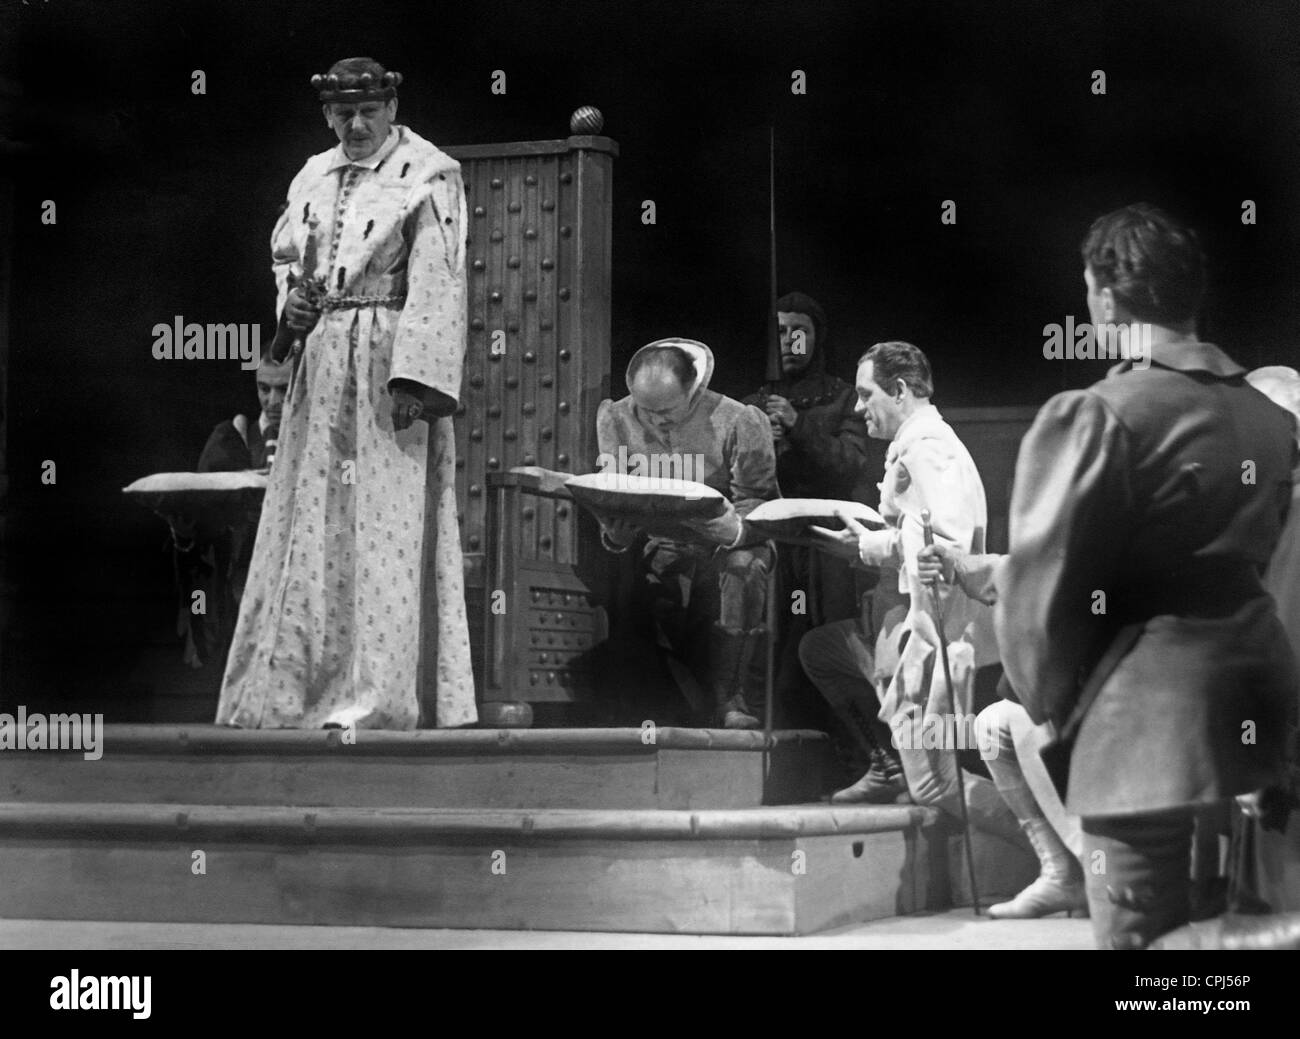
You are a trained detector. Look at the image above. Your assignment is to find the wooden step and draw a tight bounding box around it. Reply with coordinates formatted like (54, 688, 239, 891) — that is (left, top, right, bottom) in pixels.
(0, 801, 938, 936)
(0, 725, 834, 810)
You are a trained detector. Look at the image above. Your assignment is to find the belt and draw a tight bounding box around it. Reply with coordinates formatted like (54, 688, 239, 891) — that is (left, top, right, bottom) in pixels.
(320, 294, 406, 310)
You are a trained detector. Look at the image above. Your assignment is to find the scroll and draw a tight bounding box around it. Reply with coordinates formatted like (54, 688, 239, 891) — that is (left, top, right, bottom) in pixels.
(123, 471, 268, 514)
(502, 466, 735, 541)
(744, 497, 886, 548)
(507, 465, 579, 497)
(565, 471, 729, 541)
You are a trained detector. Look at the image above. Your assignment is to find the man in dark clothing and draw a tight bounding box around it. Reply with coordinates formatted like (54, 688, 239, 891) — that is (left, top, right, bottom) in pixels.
(174, 356, 290, 668)
(742, 292, 885, 735)
(996, 204, 1299, 948)
(196, 355, 288, 473)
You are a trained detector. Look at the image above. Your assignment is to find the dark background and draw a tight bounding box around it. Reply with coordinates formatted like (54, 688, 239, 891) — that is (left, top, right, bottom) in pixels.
(3, 0, 1299, 717)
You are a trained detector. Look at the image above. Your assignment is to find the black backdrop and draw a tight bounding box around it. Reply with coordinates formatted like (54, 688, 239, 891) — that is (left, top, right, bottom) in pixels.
(3, 0, 1300, 715)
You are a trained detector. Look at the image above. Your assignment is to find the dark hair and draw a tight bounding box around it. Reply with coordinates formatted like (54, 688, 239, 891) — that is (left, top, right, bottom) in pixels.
(859, 341, 933, 399)
(257, 353, 293, 371)
(776, 291, 828, 350)
(1080, 203, 1206, 325)
(628, 345, 696, 391)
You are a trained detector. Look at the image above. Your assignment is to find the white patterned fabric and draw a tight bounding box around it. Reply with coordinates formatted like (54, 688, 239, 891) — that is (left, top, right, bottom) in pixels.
(859, 405, 994, 812)
(216, 125, 477, 730)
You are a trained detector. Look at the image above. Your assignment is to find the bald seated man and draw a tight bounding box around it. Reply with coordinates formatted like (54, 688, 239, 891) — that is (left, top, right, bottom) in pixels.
(595, 338, 779, 728)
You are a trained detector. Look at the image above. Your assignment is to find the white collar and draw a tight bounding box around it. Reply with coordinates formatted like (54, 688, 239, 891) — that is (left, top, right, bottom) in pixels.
(886, 402, 941, 462)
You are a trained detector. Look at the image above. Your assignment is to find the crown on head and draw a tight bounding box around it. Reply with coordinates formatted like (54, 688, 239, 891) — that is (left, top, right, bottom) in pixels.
(312, 57, 402, 103)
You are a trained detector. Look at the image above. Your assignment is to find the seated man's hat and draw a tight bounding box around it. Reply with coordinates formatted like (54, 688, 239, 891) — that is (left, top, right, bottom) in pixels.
(312, 57, 403, 103)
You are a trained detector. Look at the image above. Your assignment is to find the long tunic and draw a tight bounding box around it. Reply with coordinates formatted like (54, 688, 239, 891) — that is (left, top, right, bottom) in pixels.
(996, 340, 1297, 816)
(216, 125, 476, 730)
(854, 403, 995, 809)
(856, 403, 994, 659)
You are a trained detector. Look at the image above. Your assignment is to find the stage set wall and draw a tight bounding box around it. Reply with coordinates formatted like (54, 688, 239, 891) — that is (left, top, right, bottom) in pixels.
(0, 132, 1038, 726)
(446, 132, 1038, 717)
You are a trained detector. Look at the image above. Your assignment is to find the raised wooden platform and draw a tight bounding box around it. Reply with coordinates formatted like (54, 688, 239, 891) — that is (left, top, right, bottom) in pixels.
(0, 911, 1097, 950)
(0, 725, 1041, 935)
(0, 725, 835, 810)
(0, 801, 938, 935)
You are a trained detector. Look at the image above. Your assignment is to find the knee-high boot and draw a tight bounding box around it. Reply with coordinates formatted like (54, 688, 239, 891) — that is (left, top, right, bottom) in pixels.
(709, 623, 761, 730)
(731, 625, 769, 730)
(983, 747, 1087, 918)
(987, 817, 1088, 919)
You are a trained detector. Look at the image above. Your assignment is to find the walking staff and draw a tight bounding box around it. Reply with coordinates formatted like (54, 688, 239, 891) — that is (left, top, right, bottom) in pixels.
(922, 508, 980, 914)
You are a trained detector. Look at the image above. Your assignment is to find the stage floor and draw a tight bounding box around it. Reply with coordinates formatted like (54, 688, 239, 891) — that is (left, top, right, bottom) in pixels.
(0, 911, 1093, 950)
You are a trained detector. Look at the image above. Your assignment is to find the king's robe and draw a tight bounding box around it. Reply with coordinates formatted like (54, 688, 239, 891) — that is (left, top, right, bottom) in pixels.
(216, 125, 476, 729)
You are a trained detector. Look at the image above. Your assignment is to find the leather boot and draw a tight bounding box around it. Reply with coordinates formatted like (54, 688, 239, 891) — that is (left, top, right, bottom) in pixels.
(709, 624, 760, 730)
(988, 817, 1088, 919)
(827, 695, 888, 766)
(830, 745, 910, 804)
(725, 626, 766, 730)
(827, 696, 909, 804)
(825, 710, 873, 784)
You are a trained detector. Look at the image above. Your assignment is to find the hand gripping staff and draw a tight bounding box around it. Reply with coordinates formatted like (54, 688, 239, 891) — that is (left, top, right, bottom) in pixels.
(921, 508, 980, 915)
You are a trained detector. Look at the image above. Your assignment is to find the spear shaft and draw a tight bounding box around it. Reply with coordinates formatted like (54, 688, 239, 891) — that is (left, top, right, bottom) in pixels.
(766, 126, 781, 384)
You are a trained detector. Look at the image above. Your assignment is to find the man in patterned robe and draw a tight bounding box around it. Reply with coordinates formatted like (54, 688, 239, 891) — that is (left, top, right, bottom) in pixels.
(217, 57, 476, 730)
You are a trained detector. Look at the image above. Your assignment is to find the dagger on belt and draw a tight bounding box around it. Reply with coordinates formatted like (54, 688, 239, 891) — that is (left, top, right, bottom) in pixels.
(270, 215, 326, 364)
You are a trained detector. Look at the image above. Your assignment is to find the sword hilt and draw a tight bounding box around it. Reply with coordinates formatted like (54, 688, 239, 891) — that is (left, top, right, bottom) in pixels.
(920, 508, 935, 548)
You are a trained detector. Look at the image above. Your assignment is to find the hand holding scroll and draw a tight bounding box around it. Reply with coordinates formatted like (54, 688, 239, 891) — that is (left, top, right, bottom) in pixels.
(675, 499, 742, 546)
(808, 507, 872, 561)
(597, 513, 641, 549)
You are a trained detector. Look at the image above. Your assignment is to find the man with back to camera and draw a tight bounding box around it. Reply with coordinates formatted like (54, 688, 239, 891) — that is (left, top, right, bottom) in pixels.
(996, 203, 1299, 948)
